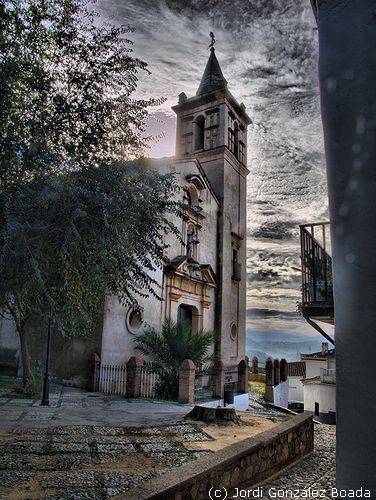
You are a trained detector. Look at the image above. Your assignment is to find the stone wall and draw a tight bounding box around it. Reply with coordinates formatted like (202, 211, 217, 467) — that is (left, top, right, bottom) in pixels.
(127, 412, 313, 500)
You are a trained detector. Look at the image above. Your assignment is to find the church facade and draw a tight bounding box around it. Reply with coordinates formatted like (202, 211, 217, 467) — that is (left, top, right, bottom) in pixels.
(101, 46, 251, 368)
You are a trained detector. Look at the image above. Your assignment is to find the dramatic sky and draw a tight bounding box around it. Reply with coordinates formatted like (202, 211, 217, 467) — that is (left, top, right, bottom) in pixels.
(98, 0, 333, 341)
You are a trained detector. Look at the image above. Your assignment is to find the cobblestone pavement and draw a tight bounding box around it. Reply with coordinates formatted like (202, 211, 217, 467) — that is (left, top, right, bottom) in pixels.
(237, 423, 336, 499)
(0, 421, 213, 499)
(0, 385, 192, 433)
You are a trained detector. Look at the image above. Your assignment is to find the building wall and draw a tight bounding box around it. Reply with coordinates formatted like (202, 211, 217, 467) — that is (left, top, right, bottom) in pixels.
(0, 314, 102, 387)
(288, 376, 304, 403)
(303, 382, 336, 415)
(100, 158, 219, 365)
(304, 359, 329, 378)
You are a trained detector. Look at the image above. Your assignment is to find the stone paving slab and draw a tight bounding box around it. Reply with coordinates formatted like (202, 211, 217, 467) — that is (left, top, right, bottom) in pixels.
(0, 421, 213, 498)
(0, 385, 193, 433)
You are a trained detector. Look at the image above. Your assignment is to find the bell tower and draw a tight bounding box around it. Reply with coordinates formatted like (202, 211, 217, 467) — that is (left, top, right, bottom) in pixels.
(172, 37, 251, 366)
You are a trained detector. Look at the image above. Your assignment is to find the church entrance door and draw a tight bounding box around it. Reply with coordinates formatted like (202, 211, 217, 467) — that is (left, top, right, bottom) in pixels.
(177, 304, 199, 335)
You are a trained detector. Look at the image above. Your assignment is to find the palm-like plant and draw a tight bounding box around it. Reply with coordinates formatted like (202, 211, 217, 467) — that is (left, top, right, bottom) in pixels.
(134, 320, 215, 400)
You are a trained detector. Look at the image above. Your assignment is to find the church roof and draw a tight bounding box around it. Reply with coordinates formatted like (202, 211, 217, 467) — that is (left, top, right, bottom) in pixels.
(196, 48, 227, 96)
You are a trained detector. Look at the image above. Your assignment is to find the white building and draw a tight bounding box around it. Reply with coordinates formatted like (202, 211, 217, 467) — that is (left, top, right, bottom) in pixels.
(287, 361, 306, 403)
(301, 343, 336, 424)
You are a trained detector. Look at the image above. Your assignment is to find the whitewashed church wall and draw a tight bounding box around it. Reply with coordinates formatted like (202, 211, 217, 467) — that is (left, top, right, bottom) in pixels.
(100, 266, 164, 365)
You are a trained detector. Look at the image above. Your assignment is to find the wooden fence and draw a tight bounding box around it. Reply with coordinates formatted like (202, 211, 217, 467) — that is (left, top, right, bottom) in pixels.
(92, 361, 159, 398)
(140, 364, 159, 399)
(98, 364, 127, 395)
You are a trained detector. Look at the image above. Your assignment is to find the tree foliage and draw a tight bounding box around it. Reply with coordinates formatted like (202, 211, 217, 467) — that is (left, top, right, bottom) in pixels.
(0, 0, 161, 187)
(0, 0, 181, 385)
(135, 320, 215, 400)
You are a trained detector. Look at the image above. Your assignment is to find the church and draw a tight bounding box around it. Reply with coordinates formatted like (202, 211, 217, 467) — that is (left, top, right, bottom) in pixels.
(0, 43, 251, 382)
(101, 44, 251, 368)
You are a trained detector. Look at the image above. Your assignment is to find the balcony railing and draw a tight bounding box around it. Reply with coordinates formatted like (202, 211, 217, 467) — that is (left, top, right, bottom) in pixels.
(300, 222, 333, 307)
(320, 368, 336, 384)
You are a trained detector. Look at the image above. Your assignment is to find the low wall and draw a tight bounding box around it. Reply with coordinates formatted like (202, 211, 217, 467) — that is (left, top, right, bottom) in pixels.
(200, 392, 249, 411)
(126, 412, 313, 500)
(273, 380, 289, 408)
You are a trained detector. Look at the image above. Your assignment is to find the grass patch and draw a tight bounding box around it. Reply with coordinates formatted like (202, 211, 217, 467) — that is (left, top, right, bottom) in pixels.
(248, 381, 265, 399)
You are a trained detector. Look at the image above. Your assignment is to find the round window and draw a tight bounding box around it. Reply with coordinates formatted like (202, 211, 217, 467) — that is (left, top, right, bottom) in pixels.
(127, 309, 143, 334)
(230, 323, 237, 341)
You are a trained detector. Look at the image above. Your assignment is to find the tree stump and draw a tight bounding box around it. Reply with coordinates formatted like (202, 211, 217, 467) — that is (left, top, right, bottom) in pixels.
(184, 405, 241, 425)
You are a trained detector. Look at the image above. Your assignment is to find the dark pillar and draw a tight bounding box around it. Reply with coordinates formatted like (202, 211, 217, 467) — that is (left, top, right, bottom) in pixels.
(213, 360, 226, 399)
(251, 355, 258, 373)
(264, 357, 274, 402)
(316, 1, 376, 492)
(273, 359, 280, 386)
(280, 358, 287, 383)
(178, 359, 196, 404)
(126, 356, 143, 399)
(237, 359, 249, 394)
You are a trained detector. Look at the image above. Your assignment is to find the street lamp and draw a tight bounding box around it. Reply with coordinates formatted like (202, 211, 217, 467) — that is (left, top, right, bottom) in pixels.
(40, 317, 52, 406)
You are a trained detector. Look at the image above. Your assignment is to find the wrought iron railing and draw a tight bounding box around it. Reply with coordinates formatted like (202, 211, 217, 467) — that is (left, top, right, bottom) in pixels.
(300, 222, 333, 307)
(225, 368, 240, 393)
(194, 370, 215, 401)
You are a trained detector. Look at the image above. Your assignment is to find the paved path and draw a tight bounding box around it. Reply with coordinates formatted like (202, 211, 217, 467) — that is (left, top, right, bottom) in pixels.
(238, 423, 336, 499)
(0, 421, 212, 499)
(0, 385, 192, 433)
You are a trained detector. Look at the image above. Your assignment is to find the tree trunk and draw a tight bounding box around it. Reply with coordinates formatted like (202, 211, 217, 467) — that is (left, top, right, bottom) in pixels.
(316, 0, 376, 493)
(184, 405, 240, 425)
(19, 328, 30, 386)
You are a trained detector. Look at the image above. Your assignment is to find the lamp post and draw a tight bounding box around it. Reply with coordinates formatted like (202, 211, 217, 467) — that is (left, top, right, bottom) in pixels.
(40, 317, 52, 406)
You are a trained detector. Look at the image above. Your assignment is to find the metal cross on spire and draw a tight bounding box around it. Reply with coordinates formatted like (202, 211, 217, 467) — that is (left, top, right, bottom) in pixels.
(209, 31, 216, 49)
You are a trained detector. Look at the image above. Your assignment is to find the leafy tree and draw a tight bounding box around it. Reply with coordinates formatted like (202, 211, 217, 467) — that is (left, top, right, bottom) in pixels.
(135, 320, 215, 400)
(0, 0, 161, 187)
(0, 162, 180, 385)
(0, 0, 181, 385)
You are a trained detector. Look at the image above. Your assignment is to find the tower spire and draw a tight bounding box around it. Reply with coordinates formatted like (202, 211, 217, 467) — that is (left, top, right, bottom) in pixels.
(196, 33, 227, 96)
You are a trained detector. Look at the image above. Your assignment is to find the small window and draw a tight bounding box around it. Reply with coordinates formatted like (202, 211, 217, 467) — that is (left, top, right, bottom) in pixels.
(194, 115, 205, 150)
(230, 324, 237, 341)
(127, 309, 143, 334)
(232, 249, 241, 281)
(234, 122, 239, 158)
(239, 141, 245, 164)
(228, 128, 234, 152)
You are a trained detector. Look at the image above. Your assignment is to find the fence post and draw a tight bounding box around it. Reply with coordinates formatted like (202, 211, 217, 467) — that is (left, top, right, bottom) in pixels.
(280, 358, 287, 382)
(213, 361, 226, 399)
(265, 357, 274, 402)
(273, 359, 280, 386)
(237, 359, 249, 394)
(252, 355, 258, 373)
(126, 356, 143, 398)
(178, 359, 196, 404)
(89, 353, 101, 392)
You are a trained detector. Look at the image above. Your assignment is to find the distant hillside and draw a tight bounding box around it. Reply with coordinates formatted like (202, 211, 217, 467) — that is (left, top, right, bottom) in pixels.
(246, 333, 324, 364)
